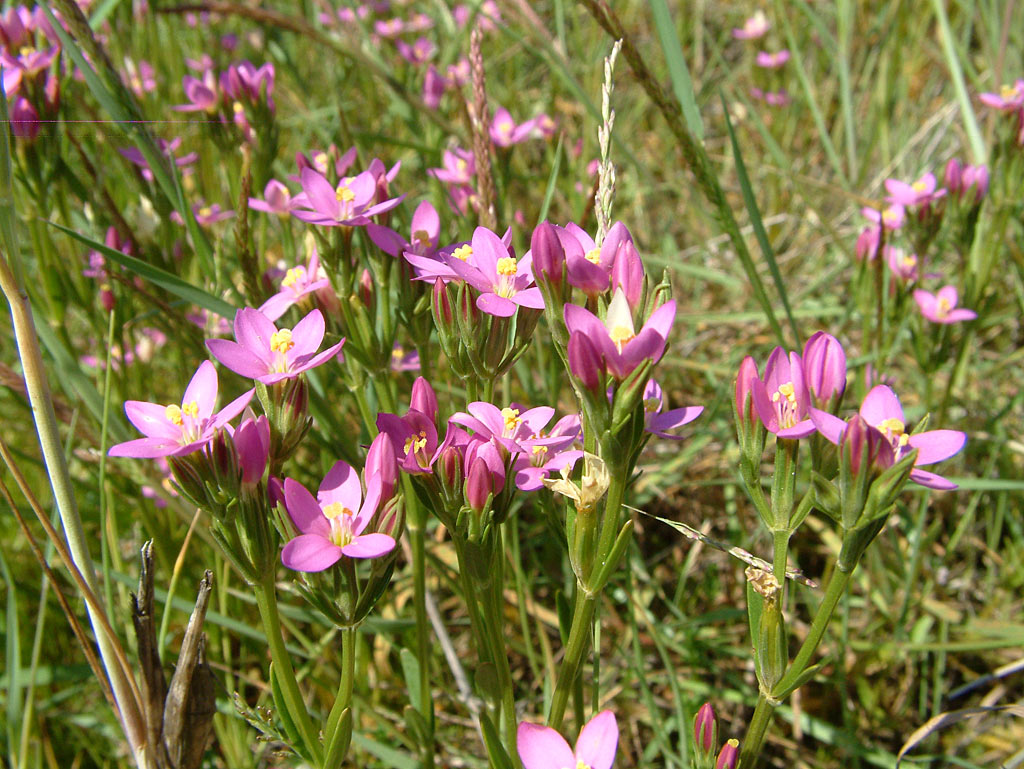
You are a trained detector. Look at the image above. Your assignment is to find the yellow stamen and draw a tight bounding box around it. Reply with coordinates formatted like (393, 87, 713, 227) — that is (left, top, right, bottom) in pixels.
(878, 417, 905, 436)
(404, 431, 428, 456)
(912, 180, 927, 193)
(322, 501, 354, 519)
(232, 101, 244, 114)
(501, 407, 521, 433)
(181, 401, 199, 419)
(198, 206, 212, 218)
(314, 151, 329, 168)
(456, 158, 467, 172)
(452, 244, 473, 261)
(270, 329, 295, 353)
(496, 256, 517, 276)
(282, 266, 306, 289)
(165, 404, 183, 426)
(937, 297, 951, 317)
(336, 182, 355, 203)
(392, 345, 405, 360)
(585, 247, 601, 265)
(412, 229, 431, 247)
(532, 444, 548, 457)
(1000, 83, 1021, 100)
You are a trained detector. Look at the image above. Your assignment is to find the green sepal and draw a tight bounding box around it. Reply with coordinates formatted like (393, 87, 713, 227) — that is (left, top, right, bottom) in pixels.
(323, 707, 353, 769)
(771, 661, 827, 700)
(810, 471, 841, 522)
(269, 662, 308, 761)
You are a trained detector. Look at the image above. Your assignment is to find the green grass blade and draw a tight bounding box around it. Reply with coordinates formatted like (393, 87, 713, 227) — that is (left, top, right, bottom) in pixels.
(720, 95, 801, 348)
(45, 220, 236, 318)
(931, 0, 987, 163)
(0, 545, 22, 769)
(648, 0, 704, 141)
(536, 135, 564, 225)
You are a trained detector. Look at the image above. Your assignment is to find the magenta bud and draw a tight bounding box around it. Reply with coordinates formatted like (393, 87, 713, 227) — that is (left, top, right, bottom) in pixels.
(715, 739, 739, 769)
(963, 164, 989, 202)
(567, 330, 604, 392)
(366, 431, 399, 501)
(438, 444, 464, 492)
(610, 240, 644, 310)
(268, 476, 285, 509)
(530, 221, 565, 287)
(432, 278, 454, 326)
(734, 356, 759, 424)
(234, 415, 270, 485)
(855, 225, 881, 261)
(464, 457, 494, 513)
(410, 377, 439, 425)
(359, 268, 374, 307)
(944, 158, 962, 195)
(802, 331, 847, 406)
(841, 415, 894, 477)
(694, 702, 716, 754)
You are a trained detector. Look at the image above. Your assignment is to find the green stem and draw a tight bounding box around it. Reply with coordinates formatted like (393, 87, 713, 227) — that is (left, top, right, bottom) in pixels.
(253, 575, 323, 766)
(737, 694, 775, 769)
(771, 529, 791, 583)
(325, 625, 357, 746)
(547, 589, 597, 731)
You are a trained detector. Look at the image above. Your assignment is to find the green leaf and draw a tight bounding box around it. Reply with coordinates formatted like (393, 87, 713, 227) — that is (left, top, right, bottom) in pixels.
(479, 710, 515, 769)
(351, 733, 418, 769)
(269, 662, 304, 759)
(400, 647, 422, 715)
(45, 220, 236, 318)
(648, 0, 704, 140)
(0, 546, 22, 765)
(720, 94, 800, 349)
(323, 707, 353, 769)
(474, 662, 501, 707)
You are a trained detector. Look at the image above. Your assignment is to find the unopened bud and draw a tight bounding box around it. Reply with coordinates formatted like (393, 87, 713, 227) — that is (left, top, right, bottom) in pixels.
(715, 739, 739, 769)
(694, 702, 716, 755)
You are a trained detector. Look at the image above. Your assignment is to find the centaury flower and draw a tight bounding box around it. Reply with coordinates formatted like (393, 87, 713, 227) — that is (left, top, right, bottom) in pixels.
(517, 710, 618, 769)
(109, 360, 254, 458)
(913, 286, 977, 324)
(206, 308, 344, 384)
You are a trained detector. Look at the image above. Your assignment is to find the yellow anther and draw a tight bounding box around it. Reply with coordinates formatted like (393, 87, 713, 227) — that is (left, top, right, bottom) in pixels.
(878, 417, 905, 436)
(498, 120, 513, 135)
(585, 248, 601, 265)
(937, 298, 951, 317)
(898, 433, 910, 447)
(182, 401, 199, 419)
(335, 183, 355, 203)
(232, 101, 244, 114)
(270, 328, 295, 353)
(392, 345, 405, 359)
(1001, 83, 1021, 100)
(199, 206, 212, 218)
(282, 266, 306, 289)
(903, 255, 917, 268)
(497, 256, 518, 276)
(19, 46, 33, 57)
(882, 209, 900, 226)
(165, 404, 183, 426)
(777, 382, 797, 403)
(532, 444, 548, 457)
(412, 229, 431, 247)
(501, 407, 521, 432)
(609, 325, 635, 352)
(322, 501, 354, 519)
(452, 244, 473, 261)
(643, 397, 659, 412)
(456, 159, 467, 172)
(404, 431, 428, 456)
(314, 152, 328, 168)
(912, 180, 927, 193)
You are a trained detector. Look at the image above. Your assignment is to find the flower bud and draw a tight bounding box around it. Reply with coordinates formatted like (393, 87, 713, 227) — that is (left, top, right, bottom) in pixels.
(464, 457, 494, 513)
(943, 157, 962, 195)
(855, 225, 881, 261)
(962, 164, 989, 202)
(530, 221, 565, 288)
(567, 330, 604, 393)
(715, 739, 739, 769)
(694, 702, 717, 756)
(234, 415, 270, 485)
(802, 331, 846, 408)
(410, 377, 439, 425)
(366, 432, 399, 501)
(610, 240, 644, 310)
(358, 268, 374, 308)
(210, 428, 241, 495)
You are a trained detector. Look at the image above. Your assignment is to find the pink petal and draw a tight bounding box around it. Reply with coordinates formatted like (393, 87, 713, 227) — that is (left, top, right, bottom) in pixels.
(206, 339, 271, 379)
(513, 287, 545, 310)
(476, 292, 517, 317)
(575, 710, 619, 769)
(809, 408, 846, 444)
(289, 309, 326, 358)
(909, 468, 958, 490)
(212, 388, 256, 429)
(182, 360, 218, 419)
(294, 340, 344, 373)
(281, 533, 343, 572)
(341, 532, 396, 559)
(908, 430, 966, 465)
(124, 401, 179, 439)
(516, 723, 574, 769)
(234, 308, 277, 359)
(300, 167, 339, 219)
(283, 478, 330, 537)
(318, 461, 363, 511)
(258, 292, 296, 322)
(366, 224, 406, 257)
(108, 436, 182, 458)
(563, 303, 605, 338)
(860, 385, 903, 426)
(411, 200, 440, 242)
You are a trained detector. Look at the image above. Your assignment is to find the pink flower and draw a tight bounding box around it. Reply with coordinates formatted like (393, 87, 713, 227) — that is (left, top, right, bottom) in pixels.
(490, 107, 535, 147)
(258, 248, 331, 321)
(450, 401, 557, 455)
(755, 49, 790, 69)
(861, 204, 905, 231)
(732, 11, 769, 40)
(206, 308, 344, 384)
(280, 464, 395, 572)
(913, 286, 977, 324)
(512, 414, 583, 491)
(885, 246, 919, 283)
(428, 147, 475, 186)
(368, 200, 440, 260)
(290, 167, 404, 227)
(564, 288, 676, 380)
(811, 385, 966, 489)
(884, 173, 946, 208)
(109, 361, 254, 458)
(747, 349, 816, 438)
(396, 37, 436, 65)
(642, 379, 703, 440)
(248, 179, 299, 216)
(517, 710, 618, 769)
(173, 71, 219, 113)
(446, 226, 545, 317)
(979, 80, 1024, 111)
